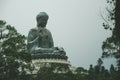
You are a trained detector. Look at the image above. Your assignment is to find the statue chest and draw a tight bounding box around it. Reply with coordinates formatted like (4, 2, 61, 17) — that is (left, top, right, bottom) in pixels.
(38, 29, 50, 48)
(40, 30, 49, 40)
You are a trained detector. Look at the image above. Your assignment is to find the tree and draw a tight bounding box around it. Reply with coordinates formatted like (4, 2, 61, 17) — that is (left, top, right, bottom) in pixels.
(97, 58, 103, 67)
(36, 63, 75, 80)
(88, 64, 94, 80)
(102, 0, 120, 80)
(0, 20, 31, 80)
(108, 64, 116, 80)
(110, 64, 115, 73)
(102, 0, 120, 67)
(75, 67, 88, 80)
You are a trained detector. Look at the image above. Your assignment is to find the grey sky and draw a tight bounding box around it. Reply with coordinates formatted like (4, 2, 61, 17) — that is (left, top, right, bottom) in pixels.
(0, 0, 116, 69)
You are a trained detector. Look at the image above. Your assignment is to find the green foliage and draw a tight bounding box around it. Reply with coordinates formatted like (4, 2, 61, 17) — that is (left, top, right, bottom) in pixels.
(36, 63, 75, 80)
(87, 64, 117, 80)
(102, 0, 115, 30)
(102, 0, 120, 79)
(97, 58, 103, 67)
(0, 20, 6, 25)
(0, 20, 31, 80)
(102, 0, 120, 65)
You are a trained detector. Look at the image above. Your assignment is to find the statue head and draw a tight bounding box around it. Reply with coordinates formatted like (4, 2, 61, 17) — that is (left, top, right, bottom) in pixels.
(36, 12, 49, 28)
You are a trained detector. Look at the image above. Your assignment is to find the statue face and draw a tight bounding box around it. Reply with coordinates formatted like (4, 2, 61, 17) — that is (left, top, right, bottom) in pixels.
(37, 16, 47, 28)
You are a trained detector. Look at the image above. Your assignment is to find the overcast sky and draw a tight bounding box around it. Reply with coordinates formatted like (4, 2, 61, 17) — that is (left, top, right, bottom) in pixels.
(0, 0, 116, 69)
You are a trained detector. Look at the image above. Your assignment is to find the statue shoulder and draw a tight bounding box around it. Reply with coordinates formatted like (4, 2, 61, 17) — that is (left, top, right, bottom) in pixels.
(28, 27, 38, 39)
(29, 27, 37, 32)
(28, 27, 38, 42)
(44, 28, 51, 34)
(29, 28, 38, 34)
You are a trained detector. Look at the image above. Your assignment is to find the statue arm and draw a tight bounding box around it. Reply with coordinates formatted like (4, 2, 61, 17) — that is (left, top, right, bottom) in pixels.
(27, 29, 38, 53)
(28, 36, 39, 44)
(49, 31, 54, 47)
(27, 29, 39, 43)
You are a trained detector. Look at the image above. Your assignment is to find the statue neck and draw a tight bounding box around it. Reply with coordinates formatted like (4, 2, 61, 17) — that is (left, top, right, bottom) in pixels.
(37, 26, 46, 31)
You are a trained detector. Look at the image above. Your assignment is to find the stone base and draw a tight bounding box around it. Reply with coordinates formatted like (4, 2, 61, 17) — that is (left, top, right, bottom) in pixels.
(31, 58, 70, 74)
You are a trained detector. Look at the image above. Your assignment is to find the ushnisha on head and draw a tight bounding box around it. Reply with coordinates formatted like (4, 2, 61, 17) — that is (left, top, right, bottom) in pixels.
(36, 12, 49, 28)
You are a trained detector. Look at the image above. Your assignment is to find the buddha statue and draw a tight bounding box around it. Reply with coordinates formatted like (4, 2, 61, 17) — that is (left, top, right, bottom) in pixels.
(27, 12, 55, 54)
(27, 12, 66, 55)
